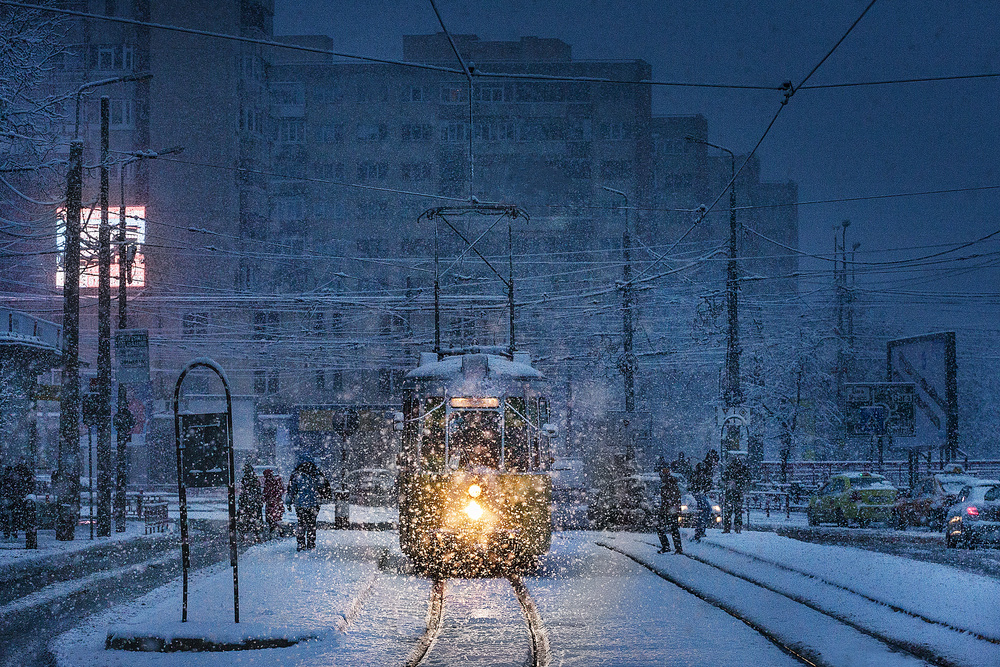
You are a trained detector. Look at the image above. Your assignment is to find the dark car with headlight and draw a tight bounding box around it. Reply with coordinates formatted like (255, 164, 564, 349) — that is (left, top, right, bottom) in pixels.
(893, 467, 982, 529)
(944, 480, 1000, 548)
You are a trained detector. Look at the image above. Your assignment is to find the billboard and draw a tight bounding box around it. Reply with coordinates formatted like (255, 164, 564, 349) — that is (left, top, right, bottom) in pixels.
(56, 206, 146, 288)
(887, 333, 958, 455)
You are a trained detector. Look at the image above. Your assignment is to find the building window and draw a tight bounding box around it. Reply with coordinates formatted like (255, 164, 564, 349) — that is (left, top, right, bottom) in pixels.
(253, 370, 279, 395)
(313, 83, 343, 103)
(600, 160, 632, 179)
(94, 44, 135, 71)
(272, 82, 305, 105)
(475, 120, 513, 142)
(600, 122, 628, 141)
(272, 196, 305, 222)
(109, 99, 134, 128)
(276, 119, 305, 143)
(440, 84, 464, 103)
(182, 312, 208, 336)
(357, 161, 388, 181)
(239, 106, 264, 134)
(319, 122, 344, 143)
(314, 162, 345, 180)
(473, 83, 504, 102)
(253, 311, 280, 340)
(400, 123, 434, 142)
(315, 369, 325, 390)
(439, 122, 467, 143)
(355, 123, 388, 142)
(409, 86, 430, 102)
(400, 162, 433, 182)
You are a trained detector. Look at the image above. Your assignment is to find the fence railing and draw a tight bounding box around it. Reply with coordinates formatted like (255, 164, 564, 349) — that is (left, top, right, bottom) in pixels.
(758, 459, 1000, 489)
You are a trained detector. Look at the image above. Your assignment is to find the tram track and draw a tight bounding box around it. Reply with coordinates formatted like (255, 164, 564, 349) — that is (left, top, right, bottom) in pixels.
(405, 576, 550, 667)
(618, 537, 994, 667)
(600, 541, 824, 667)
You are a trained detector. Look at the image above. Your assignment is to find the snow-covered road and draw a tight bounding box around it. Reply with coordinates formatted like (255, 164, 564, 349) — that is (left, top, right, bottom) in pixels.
(49, 528, 999, 666)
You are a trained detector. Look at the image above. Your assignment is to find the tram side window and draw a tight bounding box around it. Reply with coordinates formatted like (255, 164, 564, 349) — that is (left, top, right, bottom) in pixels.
(449, 410, 501, 470)
(505, 397, 530, 472)
(420, 398, 446, 471)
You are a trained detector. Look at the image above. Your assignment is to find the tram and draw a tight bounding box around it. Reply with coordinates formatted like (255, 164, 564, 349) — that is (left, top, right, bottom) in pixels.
(397, 346, 555, 577)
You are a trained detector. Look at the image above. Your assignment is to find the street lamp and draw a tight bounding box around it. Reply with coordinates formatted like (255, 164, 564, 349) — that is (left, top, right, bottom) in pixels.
(56, 72, 151, 541)
(113, 146, 182, 531)
(685, 136, 742, 409)
(602, 186, 635, 415)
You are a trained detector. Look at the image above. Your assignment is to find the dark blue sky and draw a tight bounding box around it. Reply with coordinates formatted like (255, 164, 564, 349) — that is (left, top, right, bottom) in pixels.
(274, 1, 1000, 331)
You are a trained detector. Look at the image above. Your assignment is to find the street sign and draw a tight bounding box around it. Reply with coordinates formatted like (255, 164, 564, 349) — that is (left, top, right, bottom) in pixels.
(115, 328, 149, 384)
(179, 412, 230, 488)
(845, 382, 916, 436)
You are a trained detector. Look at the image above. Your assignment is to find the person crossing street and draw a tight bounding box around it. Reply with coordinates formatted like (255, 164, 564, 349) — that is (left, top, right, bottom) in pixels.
(656, 462, 683, 554)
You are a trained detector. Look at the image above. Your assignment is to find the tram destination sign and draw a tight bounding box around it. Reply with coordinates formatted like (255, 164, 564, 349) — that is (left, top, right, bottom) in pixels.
(845, 382, 916, 437)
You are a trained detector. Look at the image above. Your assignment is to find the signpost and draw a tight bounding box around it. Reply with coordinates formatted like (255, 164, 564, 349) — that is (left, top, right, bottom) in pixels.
(173, 358, 239, 623)
(844, 382, 916, 471)
(115, 329, 149, 384)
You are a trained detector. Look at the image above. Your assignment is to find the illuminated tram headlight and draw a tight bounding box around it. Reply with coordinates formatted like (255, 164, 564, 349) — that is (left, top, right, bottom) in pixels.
(464, 500, 484, 520)
(468, 484, 482, 498)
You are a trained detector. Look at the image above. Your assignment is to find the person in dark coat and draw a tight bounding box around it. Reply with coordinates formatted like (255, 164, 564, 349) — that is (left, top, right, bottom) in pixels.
(656, 465, 683, 554)
(286, 458, 330, 551)
(262, 469, 284, 536)
(237, 462, 264, 541)
(11, 460, 33, 535)
(1, 466, 15, 539)
(722, 454, 751, 533)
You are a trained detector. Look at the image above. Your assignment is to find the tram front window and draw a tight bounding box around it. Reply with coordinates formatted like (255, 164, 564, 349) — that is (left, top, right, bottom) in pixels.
(448, 411, 501, 470)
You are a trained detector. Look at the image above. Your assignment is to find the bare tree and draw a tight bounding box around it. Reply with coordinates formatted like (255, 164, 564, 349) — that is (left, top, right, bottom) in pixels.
(0, 4, 68, 177)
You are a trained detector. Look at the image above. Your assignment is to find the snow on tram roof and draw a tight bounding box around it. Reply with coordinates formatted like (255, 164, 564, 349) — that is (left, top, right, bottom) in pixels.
(406, 350, 544, 381)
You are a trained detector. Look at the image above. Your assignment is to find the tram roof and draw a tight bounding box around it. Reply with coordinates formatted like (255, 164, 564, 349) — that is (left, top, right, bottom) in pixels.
(406, 351, 544, 383)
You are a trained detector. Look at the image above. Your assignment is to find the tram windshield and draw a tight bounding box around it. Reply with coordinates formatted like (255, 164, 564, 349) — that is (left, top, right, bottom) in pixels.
(448, 410, 502, 470)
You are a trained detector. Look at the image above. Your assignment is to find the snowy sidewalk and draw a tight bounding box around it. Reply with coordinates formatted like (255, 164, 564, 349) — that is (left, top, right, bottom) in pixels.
(51, 531, 427, 667)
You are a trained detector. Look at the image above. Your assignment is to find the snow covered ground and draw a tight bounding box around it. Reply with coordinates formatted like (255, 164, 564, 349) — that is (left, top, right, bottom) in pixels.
(49, 527, 998, 666)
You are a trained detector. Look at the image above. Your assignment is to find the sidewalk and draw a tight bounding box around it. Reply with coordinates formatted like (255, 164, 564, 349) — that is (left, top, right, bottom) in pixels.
(0, 521, 172, 572)
(52, 531, 412, 666)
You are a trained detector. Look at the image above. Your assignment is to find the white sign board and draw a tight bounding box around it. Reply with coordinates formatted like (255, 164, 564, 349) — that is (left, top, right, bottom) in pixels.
(115, 329, 149, 384)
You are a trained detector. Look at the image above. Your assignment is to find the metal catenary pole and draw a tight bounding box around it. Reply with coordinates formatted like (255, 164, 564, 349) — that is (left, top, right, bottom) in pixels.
(114, 163, 129, 532)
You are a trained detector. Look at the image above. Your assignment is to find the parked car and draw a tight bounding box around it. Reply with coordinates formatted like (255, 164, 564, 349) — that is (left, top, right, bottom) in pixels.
(944, 480, 1000, 548)
(893, 467, 984, 529)
(807, 472, 898, 527)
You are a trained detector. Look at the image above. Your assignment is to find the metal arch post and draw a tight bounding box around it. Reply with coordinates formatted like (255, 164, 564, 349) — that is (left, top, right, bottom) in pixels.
(173, 357, 239, 624)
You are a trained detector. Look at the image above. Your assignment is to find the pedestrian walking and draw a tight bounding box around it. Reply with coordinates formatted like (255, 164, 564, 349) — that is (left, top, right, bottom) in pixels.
(237, 462, 264, 541)
(286, 457, 330, 551)
(656, 463, 683, 554)
(262, 469, 284, 537)
(722, 454, 751, 533)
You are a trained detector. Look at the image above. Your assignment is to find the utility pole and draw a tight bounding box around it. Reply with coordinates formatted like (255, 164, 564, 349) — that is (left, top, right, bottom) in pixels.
(724, 152, 741, 410)
(114, 154, 130, 532)
(56, 72, 151, 540)
(602, 187, 634, 414)
(97, 96, 112, 537)
(56, 138, 83, 541)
